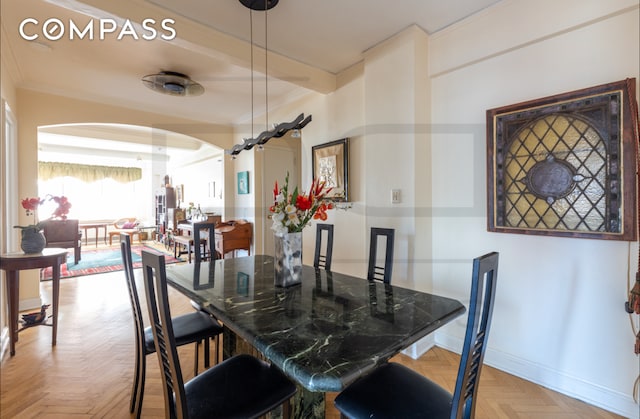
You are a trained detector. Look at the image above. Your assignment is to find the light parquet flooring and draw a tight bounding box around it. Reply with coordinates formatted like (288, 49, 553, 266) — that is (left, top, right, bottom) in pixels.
(1, 270, 626, 418)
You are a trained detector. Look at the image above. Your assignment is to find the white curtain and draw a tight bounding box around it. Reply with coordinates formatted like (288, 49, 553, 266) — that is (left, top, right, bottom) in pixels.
(39, 161, 142, 183)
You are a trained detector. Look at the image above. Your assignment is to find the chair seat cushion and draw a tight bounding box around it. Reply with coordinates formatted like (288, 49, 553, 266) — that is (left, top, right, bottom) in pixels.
(184, 354, 297, 419)
(144, 311, 222, 354)
(334, 362, 453, 419)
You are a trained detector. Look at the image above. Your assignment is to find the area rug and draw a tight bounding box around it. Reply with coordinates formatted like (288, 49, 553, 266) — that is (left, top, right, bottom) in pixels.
(40, 245, 182, 280)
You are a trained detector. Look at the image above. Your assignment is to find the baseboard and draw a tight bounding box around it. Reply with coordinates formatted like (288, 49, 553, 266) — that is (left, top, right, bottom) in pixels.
(436, 334, 639, 419)
(19, 297, 42, 312)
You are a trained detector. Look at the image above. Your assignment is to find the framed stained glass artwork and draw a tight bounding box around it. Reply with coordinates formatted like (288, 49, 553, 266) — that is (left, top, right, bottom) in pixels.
(487, 78, 639, 241)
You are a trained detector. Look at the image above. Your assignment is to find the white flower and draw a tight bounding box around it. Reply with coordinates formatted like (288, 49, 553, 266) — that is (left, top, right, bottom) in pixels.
(285, 204, 297, 214)
(285, 212, 300, 226)
(271, 222, 288, 236)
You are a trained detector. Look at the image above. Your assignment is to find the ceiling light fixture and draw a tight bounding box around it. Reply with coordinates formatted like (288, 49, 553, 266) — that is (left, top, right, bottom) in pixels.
(226, 0, 311, 158)
(141, 71, 204, 97)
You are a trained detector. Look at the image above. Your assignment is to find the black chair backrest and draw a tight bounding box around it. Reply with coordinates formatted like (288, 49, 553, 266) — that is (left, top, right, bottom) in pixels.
(141, 250, 188, 418)
(193, 222, 215, 263)
(119, 234, 146, 365)
(367, 227, 394, 284)
(451, 251, 499, 418)
(313, 223, 334, 270)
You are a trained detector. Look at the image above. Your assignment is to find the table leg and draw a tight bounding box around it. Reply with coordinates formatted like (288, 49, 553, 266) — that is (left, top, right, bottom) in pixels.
(6, 270, 19, 356)
(222, 327, 326, 418)
(52, 262, 60, 346)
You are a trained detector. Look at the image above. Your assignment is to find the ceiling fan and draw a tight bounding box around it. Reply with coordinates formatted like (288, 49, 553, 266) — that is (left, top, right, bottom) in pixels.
(141, 71, 204, 97)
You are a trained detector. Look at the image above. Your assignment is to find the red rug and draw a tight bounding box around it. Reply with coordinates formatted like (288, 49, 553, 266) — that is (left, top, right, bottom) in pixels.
(41, 245, 181, 280)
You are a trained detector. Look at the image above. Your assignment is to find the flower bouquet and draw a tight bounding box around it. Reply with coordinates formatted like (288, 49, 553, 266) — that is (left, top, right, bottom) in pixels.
(269, 172, 334, 236)
(270, 173, 334, 287)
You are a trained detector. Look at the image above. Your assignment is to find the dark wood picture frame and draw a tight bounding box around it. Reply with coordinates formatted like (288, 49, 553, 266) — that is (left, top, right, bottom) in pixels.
(312, 138, 349, 201)
(486, 78, 638, 241)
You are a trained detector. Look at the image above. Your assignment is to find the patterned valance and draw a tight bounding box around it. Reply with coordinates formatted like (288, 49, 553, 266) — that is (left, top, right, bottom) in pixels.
(38, 162, 142, 183)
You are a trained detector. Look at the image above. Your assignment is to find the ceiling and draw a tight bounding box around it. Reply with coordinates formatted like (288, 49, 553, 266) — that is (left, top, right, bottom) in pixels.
(2, 0, 500, 157)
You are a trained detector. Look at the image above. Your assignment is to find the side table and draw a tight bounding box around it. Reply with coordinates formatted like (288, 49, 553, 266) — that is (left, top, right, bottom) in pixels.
(0, 248, 67, 356)
(79, 222, 108, 246)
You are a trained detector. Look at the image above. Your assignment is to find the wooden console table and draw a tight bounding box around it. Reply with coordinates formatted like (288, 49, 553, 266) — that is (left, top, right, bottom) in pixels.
(214, 221, 252, 258)
(0, 248, 67, 356)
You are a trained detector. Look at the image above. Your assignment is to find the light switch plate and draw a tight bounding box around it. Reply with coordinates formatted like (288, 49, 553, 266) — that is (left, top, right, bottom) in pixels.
(391, 189, 401, 204)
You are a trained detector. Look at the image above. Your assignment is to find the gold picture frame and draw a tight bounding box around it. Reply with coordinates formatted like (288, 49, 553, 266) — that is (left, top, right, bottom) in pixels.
(486, 78, 638, 241)
(312, 138, 349, 201)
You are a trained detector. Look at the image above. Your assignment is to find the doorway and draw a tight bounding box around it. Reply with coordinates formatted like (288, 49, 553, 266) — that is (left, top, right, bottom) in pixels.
(262, 142, 299, 255)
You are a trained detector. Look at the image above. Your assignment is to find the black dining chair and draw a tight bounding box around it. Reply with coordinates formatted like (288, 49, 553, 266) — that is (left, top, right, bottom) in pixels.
(119, 234, 223, 419)
(140, 250, 297, 419)
(335, 251, 499, 419)
(174, 222, 215, 263)
(367, 227, 395, 284)
(313, 223, 334, 270)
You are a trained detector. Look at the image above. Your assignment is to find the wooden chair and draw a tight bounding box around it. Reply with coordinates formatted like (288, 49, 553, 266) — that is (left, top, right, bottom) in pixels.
(174, 222, 215, 263)
(140, 249, 297, 419)
(120, 234, 223, 419)
(313, 223, 334, 270)
(42, 219, 82, 264)
(108, 217, 140, 245)
(335, 252, 499, 419)
(367, 227, 394, 284)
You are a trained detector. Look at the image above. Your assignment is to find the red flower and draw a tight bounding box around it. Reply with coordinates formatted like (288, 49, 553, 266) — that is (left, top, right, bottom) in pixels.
(21, 197, 43, 212)
(296, 195, 312, 211)
(50, 196, 71, 220)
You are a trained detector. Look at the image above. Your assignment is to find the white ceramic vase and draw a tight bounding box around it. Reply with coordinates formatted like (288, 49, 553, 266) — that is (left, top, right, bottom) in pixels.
(274, 231, 303, 287)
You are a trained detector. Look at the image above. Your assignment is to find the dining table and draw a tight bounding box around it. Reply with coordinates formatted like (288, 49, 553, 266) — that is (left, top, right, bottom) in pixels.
(164, 255, 465, 418)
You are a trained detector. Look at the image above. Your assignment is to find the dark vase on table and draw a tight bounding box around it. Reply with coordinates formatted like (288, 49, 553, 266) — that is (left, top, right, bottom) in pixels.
(20, 227, 46, 254)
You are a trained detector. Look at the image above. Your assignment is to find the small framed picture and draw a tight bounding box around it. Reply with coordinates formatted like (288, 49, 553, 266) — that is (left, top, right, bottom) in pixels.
(312, 138, 349, 201)
(237, 171, 249, 194)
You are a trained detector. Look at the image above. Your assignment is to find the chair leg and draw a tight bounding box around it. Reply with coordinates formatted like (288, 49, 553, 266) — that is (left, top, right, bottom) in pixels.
(282, 396, 292, 419)
(204, 337, 210, 369)
(131, 350, 145, 419)
(214, 334, 220, 365)
(193, 340, 200, 376)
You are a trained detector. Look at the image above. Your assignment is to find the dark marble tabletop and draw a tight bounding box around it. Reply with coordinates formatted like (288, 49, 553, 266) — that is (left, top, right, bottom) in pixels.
(164, 255, 465, 392)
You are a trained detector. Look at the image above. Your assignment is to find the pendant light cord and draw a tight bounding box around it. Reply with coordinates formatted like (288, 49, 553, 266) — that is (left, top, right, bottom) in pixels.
(264, 0, 269, 133)
(250, 10, 255, 140)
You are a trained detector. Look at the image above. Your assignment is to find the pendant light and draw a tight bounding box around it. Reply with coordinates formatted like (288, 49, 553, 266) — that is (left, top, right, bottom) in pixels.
(226, 0, 311, 157)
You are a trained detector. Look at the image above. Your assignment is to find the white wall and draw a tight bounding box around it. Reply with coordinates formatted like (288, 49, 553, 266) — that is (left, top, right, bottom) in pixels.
(256, 0, 640, 416)
(171, 154, 224, 215)
(427, 0, 640, 417)
(200, 1, 640, 415)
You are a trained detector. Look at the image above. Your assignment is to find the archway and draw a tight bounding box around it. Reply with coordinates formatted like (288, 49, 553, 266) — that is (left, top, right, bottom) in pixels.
(37, 123, 225, 235)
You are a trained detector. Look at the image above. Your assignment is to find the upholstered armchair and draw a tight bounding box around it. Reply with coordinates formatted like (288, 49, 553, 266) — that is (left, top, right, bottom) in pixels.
(42, 219, 82, 264)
